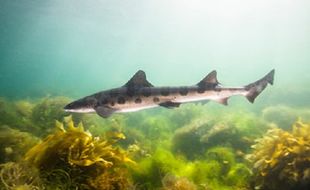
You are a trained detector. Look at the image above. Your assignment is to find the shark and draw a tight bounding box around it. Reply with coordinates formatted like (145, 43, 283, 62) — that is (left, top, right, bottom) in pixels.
(64, 69, 275, 118)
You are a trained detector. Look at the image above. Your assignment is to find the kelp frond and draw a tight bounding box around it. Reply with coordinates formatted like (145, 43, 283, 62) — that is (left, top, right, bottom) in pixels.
(247, 119, 310, 190)
(25, 115, 134, 169)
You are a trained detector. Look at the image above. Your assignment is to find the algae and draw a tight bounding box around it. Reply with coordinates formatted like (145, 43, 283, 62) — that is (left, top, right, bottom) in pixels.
(0, 126, 39, 163)
(1, 96, 309, 190)
(247, 119, 310, 190)
(0, 162, 42, 190)
(23, 115, 134, 189)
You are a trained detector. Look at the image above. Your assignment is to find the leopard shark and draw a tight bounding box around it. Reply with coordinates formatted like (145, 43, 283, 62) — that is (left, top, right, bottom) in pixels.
(64, 69, 275, 118)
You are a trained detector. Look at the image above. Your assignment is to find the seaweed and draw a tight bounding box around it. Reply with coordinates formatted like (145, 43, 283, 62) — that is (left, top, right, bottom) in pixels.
(161, 174, 197, 190)
(247, 119, 310, 190)
(88, 168, 133, 190)
(0, 162, 42, 190)
(172, 110, 268, 160)
(130, 148, 191, 188)
(190, 160, 222, 184)
(24, 115, 134, 189)
(172, 119, 211, 160)
(0, 126, 39, 163)
(31, 97, 71, 135)
(205, 147, 236, 169)
(0, 98, 35, 133)
(262, 105, 310, 130)
(225, 163, 252, 187)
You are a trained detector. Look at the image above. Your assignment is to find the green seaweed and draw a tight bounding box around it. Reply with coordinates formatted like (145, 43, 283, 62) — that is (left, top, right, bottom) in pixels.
(0, 98, 36, 133)
(0, 126, 39, 163)
(31, 97, 71, 135)
(190, 160, 222, 184)
(172, 119, 211, 160)
(131, 148, 190, 188)
(205, 147, 236, 172)
(262, 105, 310, 130)
(225, 163, 252, 187)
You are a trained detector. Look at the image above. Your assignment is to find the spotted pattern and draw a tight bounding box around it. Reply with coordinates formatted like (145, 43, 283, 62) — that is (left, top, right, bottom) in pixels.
(153, 97, 160, 102)
(160, 88, 170, 96)
(142, 89, 152, 97)
(117, 97, 126, 104)
(110, 101, 115, 106)
(179, 87, 188, 96)
(135, 98, 142, 104)
(214, 88, 221, 92)
(197, 87, 206, 94)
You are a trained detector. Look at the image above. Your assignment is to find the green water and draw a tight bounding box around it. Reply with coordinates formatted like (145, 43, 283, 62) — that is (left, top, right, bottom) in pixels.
(0, 1, 309, 190)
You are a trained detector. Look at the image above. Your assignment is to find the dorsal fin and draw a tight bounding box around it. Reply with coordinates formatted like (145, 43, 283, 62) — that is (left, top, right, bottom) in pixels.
(197, 70, 219, 88)
(124, 70, 153, 89)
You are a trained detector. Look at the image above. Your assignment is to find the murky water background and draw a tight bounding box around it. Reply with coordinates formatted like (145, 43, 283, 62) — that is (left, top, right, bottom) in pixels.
(0, 1, 309, 190)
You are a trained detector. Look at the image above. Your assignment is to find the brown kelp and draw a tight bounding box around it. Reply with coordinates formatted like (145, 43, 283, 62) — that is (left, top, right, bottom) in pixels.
(247, 119, 310, 190)
(24, 115, 135, 189)
(161, 174, 197, 190)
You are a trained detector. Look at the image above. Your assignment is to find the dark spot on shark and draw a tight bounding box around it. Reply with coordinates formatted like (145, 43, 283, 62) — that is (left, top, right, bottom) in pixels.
(214, 88, 221, 92)
(179, 87, 188, 96)
(110, 101, 115, 106)
(153, 97, 160, 102)
(161, 88, 170, 96)
(142, 89, 152, 97)
(197, 87, 206, 94)
(135, 98, 142, 104)
(101, 98, 108, 105)
(117, 97, 126, 104)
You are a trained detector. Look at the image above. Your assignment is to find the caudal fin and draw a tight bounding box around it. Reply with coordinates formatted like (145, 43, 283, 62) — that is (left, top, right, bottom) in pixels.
(245, 69, 275, 103)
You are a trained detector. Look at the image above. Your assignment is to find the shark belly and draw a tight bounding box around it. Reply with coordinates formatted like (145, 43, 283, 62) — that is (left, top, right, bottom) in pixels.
(115, 103, 159, 113)
(173, 87, 248, 105)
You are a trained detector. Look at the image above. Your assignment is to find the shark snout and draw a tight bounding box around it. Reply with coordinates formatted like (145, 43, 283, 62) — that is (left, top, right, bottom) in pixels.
(64, 102, 74, 110)
(64, 99, 96, 113)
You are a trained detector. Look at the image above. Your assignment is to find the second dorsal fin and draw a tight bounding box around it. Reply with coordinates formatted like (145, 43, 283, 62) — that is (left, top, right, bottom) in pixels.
(197, 70, 220, 88)
(124, 70, 154, 89)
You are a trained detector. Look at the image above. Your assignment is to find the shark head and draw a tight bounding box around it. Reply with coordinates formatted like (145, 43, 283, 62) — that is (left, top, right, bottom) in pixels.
(64, 97, 97, 113)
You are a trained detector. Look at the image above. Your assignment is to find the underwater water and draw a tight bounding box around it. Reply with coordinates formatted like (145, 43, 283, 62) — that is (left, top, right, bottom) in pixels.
(0, 0, 310, 190)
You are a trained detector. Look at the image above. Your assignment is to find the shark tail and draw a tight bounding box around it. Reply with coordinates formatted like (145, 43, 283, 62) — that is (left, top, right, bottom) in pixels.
(245, 69, 275, 103)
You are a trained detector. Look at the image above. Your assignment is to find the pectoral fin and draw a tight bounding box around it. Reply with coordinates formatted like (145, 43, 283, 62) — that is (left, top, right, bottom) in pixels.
(214, 98, 228, 105)
(95, 106, 116, 118)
